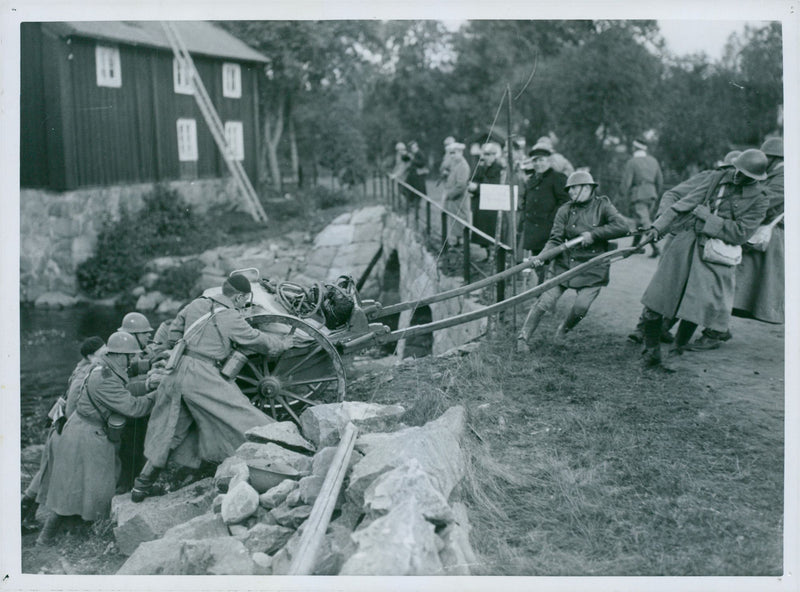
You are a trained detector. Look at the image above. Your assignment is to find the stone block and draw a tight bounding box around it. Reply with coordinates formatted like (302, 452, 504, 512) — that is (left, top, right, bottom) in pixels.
(235, 441, 313, 476)
(228, 524, 249, 538)
(313, 522, 357, 575)
(111, 478, 215, 556)
(269, 503, 312, 529)
(162, 512, 229, 541)
(339, 499, 443, 575)
(252, 552, 273, 575)
(331, 212, 352, 225)
(179, 537, 255, 575)
(240, 522, 294, 555)
(135, 291, 166, 312)
(314, 224, 355, 248)
(34, 292, 78, 309)
(305, 245, 339, 269)
(350, 205, 386, 226)
(71, 235, 95, 265)
(347, 407, 466, 507)
(259, 479, 299, 510)
(245, 421, 315, 453)
(221, 481, 260, 525)
(299, 402, 405, 448)
(363, 458, 455, 525)
(116, 537, 183, 575)
(335, 241, 382, 266)
(437, 502, 477, 575)
(214, 456, 250, 493)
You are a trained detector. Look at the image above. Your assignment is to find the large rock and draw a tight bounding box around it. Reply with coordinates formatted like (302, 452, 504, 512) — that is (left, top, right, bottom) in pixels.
(34, 291, 78, 308)
(135, 290, 166, 312)
(347, 406, 466, 507)
(313, 522, 358, 575)
(240, 522, 294, 555)
(221, 481, 260, 525)
(214, 456, 250, 493)
(111, 478, 215, 556)
(252, 552, 273, 575)
(438, 502, 478, 575)
(234, 441, 313, 474)
(313, 224, 354, 248)
(245, 421, 316, 453)
(259, 479, 299, 510)
(116, 513, 229, 575)
(179, 537, 255, 575)
(350, 205, 386, 226)
(269, 503, 312, 529)
(299, 402, 405, 448)
(363, 458, 455, 525)
(339, 499, 444, 575)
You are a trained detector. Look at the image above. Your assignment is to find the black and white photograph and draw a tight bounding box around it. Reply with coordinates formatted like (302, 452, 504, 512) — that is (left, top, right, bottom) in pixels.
(2, 1, 798, 590)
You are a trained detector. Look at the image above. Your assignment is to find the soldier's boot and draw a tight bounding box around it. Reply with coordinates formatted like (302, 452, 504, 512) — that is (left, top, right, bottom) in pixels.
(21, 495, 39, 531)
(36, 513, 63, 546)
(517, 305, 548, 353)
(686, 327, 728, 351)
(642, 318, 673, 372)
(130, 461, 163, 503)
(671, 320, 698, 355)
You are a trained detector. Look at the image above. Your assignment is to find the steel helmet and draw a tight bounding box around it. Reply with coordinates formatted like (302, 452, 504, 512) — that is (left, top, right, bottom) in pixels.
(759, 137, 783, 158)
(720, 150, 742, 167)
(732, 149, 768, 181)
(107, 331, 142, 354)
(118, 312, 153, 334)
(565, 170, 598, 188)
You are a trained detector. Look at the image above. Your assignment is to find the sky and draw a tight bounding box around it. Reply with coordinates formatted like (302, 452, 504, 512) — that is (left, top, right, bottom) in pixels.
(657, 20, 763, 60)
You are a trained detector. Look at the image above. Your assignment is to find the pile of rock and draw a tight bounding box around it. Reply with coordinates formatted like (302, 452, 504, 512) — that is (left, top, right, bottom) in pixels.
(113, 402, 477, 575)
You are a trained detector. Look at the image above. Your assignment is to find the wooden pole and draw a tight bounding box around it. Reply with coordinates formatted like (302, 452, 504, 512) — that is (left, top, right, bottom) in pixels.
(286, 422, 358, 575)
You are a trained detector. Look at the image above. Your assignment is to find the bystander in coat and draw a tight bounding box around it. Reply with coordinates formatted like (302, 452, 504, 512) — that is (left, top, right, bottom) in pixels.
(620, 138, 664, 257)
(468, 142, 505, 249)
(442, 142, 471, 247)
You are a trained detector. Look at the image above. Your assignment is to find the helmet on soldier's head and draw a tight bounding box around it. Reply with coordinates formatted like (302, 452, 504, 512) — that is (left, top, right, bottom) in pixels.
(107, 331, 142, 354)
(720, 150, 742, 168)
(118, 312, 153, 334)
(565, 170, 598, 188)
(760, 137, 783, 158)
(732, 149, 768, 181)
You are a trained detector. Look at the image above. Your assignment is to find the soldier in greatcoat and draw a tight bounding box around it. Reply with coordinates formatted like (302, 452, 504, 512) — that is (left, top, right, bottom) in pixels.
(620, 138, 664, 257)
(441, 142, 471, 247)
(131, 274, 291, 502)
(516, 171, 629, 353)
(638, 149, 770, 369)
(37, 332, 156, 544)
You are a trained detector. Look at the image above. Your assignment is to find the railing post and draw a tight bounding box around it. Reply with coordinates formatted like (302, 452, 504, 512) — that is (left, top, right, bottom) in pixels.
(496, 248, 506, 303)
(441, 211, 448, 250)
(426, 201, 431, 239)
(463, 228, 471, 284)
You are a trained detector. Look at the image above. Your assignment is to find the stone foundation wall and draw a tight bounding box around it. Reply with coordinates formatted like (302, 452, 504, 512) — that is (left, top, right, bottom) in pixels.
(19, 178, 237, 303)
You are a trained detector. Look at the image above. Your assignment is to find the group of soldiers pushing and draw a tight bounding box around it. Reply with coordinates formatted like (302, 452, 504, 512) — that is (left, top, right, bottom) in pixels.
(22, 273, 293, 545)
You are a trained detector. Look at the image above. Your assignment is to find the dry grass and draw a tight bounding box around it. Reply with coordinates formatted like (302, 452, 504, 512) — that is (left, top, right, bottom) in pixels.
(347, 315, 784, 576)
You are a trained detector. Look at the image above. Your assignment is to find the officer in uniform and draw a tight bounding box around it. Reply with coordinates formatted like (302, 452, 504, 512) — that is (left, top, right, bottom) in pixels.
(38, 332, 156, 545)
(131, 274, 292, 502)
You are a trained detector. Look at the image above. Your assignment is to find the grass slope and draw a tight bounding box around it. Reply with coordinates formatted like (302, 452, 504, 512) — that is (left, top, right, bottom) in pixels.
(348, 315, 784, 576)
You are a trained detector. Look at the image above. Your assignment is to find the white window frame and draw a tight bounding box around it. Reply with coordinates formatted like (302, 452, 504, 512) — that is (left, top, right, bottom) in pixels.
(222, 62, 242, 98)
(224, 121, 245, 161)
(176, 118, 198, 162)
(173, 58, 194, 95)
(95, 45, 121, 88)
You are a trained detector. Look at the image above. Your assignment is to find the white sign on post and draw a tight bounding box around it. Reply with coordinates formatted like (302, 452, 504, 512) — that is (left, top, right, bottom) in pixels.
(479, 184, 518, 211)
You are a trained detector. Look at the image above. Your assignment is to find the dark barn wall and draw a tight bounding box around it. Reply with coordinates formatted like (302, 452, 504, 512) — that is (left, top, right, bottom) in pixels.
(21, 24, 262, 190)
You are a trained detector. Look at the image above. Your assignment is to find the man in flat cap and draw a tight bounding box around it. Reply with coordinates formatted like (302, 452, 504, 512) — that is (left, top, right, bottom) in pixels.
(131, 274, 292, 502)
(621, 138, 663, 257)
(442, 141, 471, 246)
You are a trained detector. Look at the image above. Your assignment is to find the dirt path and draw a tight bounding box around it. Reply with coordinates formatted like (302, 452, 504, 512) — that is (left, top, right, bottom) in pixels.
(587, 236, 784, 413)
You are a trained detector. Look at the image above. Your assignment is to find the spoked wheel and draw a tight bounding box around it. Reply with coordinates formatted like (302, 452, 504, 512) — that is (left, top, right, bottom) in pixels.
(235, 314, 346, 424)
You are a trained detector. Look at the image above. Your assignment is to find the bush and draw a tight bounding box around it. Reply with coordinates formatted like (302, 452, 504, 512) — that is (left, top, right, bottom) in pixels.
(77, 184, 218, 298)
(306, 185, 353, 209)
(152, 259, 204, 300)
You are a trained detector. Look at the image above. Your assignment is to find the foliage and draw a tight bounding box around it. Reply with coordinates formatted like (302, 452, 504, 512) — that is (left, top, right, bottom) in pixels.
(76, 185, 218, 298)
(305, 185, 354, 209)
(152, 259, 205, 300)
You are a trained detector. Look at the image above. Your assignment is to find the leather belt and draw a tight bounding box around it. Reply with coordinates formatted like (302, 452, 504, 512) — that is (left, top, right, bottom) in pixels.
(184, 349, 220, 366)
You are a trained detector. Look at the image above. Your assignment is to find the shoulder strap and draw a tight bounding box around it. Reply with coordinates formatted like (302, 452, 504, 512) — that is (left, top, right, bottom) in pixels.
(767, 212, 785, 229)
(183, 298, 226, 342)
(80, 367, 109, 422)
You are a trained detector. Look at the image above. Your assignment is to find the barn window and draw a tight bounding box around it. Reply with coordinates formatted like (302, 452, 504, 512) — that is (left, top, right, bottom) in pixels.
(95, 45, 121, 87)
(176, 118, 198, 162)
(224, 121, 244, 161)
(222, 63, 241, 98)
(173, 58, 193, 94)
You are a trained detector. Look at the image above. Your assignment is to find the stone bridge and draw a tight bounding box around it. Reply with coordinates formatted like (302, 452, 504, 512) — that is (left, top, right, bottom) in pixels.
(298, 205, 486, 357)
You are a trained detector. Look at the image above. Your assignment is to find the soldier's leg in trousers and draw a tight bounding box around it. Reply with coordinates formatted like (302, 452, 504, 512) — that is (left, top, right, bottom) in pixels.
(641, 307, 668, 369)
(563, 286, 602, 332)
(674, 319, 698, 351)
(519, 285, 564, 342)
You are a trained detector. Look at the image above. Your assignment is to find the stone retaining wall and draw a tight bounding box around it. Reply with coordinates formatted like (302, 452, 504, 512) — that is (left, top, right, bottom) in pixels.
(20, 178, 237, 303)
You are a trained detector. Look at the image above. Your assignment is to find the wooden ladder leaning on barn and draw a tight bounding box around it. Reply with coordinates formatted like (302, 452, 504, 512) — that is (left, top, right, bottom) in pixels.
(161, 22, 269, 224)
